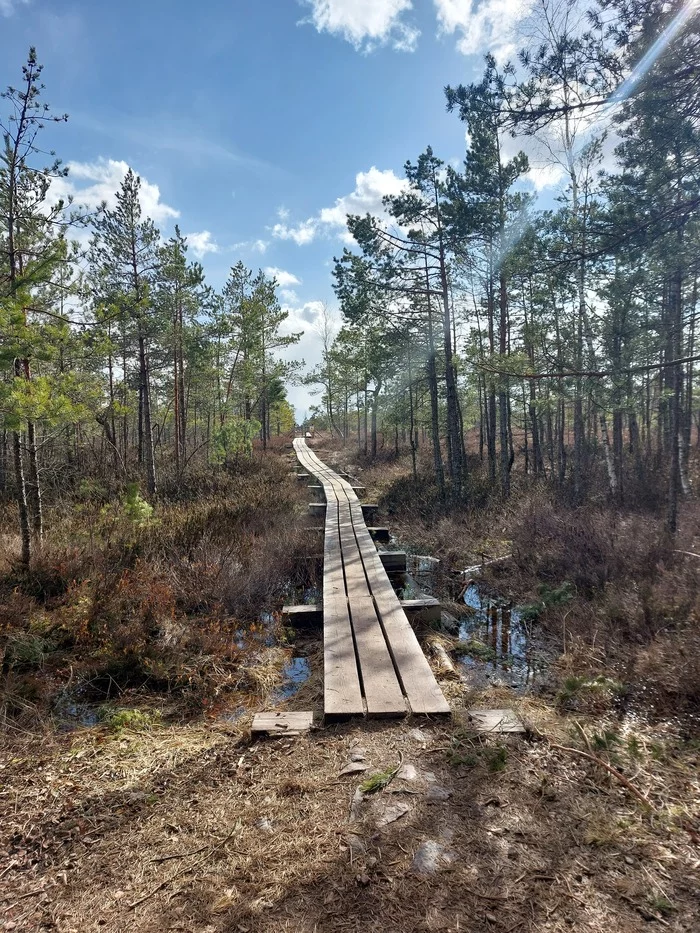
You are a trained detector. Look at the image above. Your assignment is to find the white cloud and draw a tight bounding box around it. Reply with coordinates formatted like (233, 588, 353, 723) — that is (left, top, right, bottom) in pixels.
(0, 0, 29, 15)
(300, 0, 419, 52)
(271, 218, 318, 246)
(264, 267, 302, 288)
(52, 158, 179, 225)
(525, 162, 566, 192)
(233, 238, 269, 254)
(271, 166, 407, 248)
(277, 206, 290, 221)
(434, 0, 534, 61)
(280, 288, 300, 304)
(319, 166, 406, 233)
(185, 230, 220, 258)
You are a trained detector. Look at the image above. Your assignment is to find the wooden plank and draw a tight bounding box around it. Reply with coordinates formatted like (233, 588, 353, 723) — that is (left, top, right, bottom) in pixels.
(371, 587, 450, 716)
(379, 551, 407, 573)
(336, 500, 405, 716)
(400, 598, 442, 624)
(252, 711, 314, 735)
(345, 498, 450, 716)
(322, 501, 364, 720)
(323, 591, 364, 719)
(347, 595, 406, 717)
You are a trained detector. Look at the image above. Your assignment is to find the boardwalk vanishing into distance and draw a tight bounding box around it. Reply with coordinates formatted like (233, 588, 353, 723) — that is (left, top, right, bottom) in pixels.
(293, 438, 450, 722)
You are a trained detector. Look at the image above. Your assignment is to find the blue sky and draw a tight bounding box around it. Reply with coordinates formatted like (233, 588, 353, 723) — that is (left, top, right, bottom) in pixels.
(1, 0, 554, 417)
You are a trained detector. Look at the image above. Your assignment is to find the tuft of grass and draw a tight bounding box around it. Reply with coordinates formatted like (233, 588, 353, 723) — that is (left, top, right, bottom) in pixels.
(591, 729, 621, 752)
(648, 894, 675, 916)
(557, 673, 625, 708)
(486, 746, 508, 772)
(99, 707, 162, 732)
(3, 632, 54, 669)
(453, 638, 497, 662)
(360, 765, 399, 794)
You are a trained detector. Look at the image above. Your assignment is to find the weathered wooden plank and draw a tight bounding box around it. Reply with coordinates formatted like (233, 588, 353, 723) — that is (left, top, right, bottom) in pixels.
(347, 595, 406, 717)
(371, 586, 451, 716)
(282, 604, 323, 627)
(344, 498, 450, 716)
(323, 591, 364, 719)
(379, 551, 407, 573)
(252, 711, 314, 735)
(400, 597, 442, 624)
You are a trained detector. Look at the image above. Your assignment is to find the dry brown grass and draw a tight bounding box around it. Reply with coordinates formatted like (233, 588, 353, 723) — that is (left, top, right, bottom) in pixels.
(1, 684, 698, 932)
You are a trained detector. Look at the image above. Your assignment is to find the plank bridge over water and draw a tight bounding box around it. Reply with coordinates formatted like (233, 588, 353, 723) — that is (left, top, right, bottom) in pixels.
(294, 438, 450, 721)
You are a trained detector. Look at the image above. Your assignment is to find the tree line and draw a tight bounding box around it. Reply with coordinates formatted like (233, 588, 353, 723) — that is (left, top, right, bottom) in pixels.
(1, 50, 300, 565)
(309, 0, 699, 531)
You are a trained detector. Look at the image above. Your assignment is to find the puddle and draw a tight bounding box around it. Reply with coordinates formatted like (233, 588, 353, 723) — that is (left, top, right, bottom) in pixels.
(51, 692, 101, 730)
(386, 543, 550, 691)
(274, 656, 311, 700)
(457, 585, 547, 689)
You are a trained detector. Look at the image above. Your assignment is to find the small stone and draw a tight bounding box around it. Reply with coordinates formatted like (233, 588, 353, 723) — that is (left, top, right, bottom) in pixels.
(356, 873, 370, 887)
(409, 728, 427, 743)
(349, 747, 367, 762)
(346, 833, 366, 855)
(396, 763, 418, 781)
(339, 762, 368, 776)
(254, 817, 273, 833)
(411, 840, 454, 876)
(427, 785, 452, 802)
(624, 855, 634, 866)
(376, 802, 411, 828)
(366, 856, 377, 868)
(349, 788, 365, 822)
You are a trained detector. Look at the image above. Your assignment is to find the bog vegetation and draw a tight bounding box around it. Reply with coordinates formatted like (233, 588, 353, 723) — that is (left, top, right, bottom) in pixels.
(1, 0, 700, 721)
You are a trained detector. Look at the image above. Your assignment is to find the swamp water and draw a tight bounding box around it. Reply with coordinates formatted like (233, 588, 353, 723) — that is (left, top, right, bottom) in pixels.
(397, 553, 551, 690)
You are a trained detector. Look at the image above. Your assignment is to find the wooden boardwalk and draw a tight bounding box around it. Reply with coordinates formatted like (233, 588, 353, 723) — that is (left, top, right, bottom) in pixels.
(294, 438, 450, 721)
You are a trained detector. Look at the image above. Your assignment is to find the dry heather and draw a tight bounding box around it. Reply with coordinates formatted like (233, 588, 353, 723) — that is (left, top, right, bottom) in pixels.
(0, 451, 315, 723)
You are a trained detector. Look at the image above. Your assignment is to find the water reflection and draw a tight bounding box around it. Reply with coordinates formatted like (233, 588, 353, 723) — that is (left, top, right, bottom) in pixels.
(273, 656, 311, 700)
(459, 585, 543, 687)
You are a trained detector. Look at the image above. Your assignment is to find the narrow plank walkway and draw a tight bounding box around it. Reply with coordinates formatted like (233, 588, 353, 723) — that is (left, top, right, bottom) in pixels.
(294, 437, 450, 721)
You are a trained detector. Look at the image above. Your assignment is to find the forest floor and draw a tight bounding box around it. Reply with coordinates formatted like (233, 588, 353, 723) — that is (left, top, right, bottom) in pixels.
(1, 438, 699, 932)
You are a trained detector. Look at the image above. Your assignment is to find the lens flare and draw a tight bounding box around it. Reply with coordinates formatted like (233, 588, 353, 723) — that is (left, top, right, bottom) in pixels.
(609, 0, 699, 107)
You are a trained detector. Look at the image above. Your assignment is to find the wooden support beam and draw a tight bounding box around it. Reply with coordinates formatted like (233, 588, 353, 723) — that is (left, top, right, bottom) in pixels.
(282, 604, 323, 628)
(368, 527, 391, 542)
(379, 551, 407, 573)
(361, 503, 378, 518)
(400, 597, 442, 624)
(296, 472, 310, 480)
(308, 502, 327, 516)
